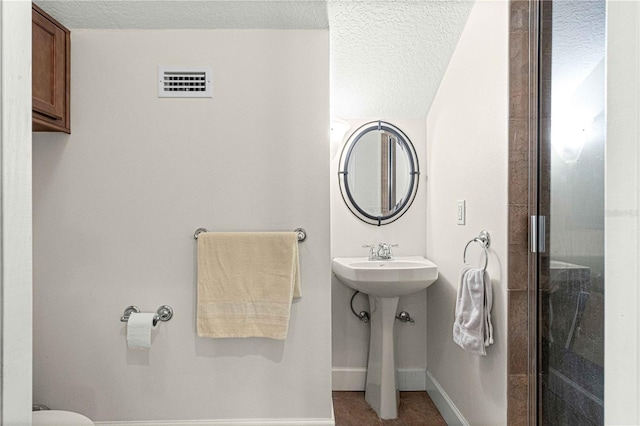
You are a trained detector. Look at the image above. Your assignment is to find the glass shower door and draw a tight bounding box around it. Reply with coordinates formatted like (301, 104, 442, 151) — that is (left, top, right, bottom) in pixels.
(538, 1, 606, 424)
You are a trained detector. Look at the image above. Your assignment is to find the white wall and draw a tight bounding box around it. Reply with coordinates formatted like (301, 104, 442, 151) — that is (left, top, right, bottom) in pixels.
(0, 1, 33, 423)
(330, 118, 427, 387)
(32, 30, 332, 423)
(605, 2, 640, 424)
(425, 1, 508, 424)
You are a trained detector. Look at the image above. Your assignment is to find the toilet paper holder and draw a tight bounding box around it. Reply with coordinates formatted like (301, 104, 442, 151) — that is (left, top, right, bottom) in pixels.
(121, 305, 173, 326)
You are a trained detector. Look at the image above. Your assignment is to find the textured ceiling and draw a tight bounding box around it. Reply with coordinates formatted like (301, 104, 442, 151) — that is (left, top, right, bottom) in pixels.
(329, 0, 474, 119)
(35, 0, 475, 120)
(34, 1, 329, 29)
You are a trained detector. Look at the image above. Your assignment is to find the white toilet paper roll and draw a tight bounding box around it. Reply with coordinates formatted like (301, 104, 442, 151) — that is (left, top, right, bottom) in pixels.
(126, 312, 156, 349)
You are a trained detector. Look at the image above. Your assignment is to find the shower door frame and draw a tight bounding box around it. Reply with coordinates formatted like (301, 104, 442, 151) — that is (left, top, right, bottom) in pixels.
(507, 1, 540, 424)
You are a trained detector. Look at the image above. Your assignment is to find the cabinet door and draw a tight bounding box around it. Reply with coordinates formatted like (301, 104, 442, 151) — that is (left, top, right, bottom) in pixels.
(32, 5, 70, 133)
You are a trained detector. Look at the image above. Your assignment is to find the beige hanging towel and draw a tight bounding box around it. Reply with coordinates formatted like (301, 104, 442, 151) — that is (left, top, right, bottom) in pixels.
(197, 232, 301, 340)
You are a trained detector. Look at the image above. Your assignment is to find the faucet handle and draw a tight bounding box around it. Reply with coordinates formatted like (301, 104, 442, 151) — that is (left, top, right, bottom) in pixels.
(363, 243, 376, 259)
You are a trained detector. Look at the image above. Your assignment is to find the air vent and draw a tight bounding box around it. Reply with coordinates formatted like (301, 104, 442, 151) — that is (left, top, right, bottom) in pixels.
(158, 66, 212, 98)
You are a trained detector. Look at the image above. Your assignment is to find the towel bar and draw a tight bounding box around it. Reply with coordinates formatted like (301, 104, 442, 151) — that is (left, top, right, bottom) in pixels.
(193, 227, 307, 242)
(120, 305, 173, 326)
(463, 230, 490, 271)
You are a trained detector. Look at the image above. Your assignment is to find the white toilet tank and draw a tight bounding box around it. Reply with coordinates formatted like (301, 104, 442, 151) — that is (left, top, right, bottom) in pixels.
(33, 410, 94, 426)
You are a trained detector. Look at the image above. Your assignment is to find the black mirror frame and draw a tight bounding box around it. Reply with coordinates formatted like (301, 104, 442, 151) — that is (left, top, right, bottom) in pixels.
(338, 120, 420, 226)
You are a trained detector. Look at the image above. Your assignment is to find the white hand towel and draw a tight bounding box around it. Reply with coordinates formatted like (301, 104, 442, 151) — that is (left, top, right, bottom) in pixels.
(484, 269, 494, 346)
(453, 265, 493, 356)
(197, 232, 301, 340)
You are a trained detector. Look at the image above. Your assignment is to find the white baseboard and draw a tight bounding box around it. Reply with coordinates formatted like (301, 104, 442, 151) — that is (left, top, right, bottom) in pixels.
(332, 367, 367, 390)
(96, 418, 334, 426)
(425, 370, 469, 426)
(95, 400, 335, 426)
(398, 369, 427, 391)
(332, 367, 426, 391)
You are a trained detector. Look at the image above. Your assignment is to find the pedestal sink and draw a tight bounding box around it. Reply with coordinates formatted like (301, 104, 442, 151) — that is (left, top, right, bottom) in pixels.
(332, 256, 438, 419)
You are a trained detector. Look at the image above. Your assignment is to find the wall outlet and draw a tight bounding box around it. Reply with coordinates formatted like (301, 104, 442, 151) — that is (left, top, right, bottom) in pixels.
(457, 200, 466, 225)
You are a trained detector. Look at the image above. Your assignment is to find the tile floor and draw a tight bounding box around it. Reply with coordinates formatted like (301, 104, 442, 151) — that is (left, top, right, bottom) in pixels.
(332, 391, 446, 425)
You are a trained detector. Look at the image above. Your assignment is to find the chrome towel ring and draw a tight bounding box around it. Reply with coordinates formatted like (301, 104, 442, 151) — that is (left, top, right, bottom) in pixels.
(463, 230, 491, 271)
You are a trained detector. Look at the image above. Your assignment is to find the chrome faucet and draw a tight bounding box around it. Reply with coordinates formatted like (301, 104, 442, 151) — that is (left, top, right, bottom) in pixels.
(364, 242, 396, 260)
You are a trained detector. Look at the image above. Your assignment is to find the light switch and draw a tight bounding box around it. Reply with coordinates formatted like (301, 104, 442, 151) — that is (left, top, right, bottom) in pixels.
(457, 200, 466, 225)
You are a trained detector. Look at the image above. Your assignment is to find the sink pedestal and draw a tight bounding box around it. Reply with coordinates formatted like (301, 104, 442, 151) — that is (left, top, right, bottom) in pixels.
(365, 295, 400, 419)
(331, 256, 439, 419)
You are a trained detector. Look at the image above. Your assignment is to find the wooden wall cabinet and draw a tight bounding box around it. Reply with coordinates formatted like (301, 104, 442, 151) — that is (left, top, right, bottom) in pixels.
(32, 3, 70, 133)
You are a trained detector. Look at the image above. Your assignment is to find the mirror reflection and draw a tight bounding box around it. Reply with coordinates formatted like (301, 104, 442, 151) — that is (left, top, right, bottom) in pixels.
(338, 121, 419, 226)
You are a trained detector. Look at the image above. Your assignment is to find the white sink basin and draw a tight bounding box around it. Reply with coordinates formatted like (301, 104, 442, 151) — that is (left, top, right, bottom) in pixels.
(332, 256, 438, 297)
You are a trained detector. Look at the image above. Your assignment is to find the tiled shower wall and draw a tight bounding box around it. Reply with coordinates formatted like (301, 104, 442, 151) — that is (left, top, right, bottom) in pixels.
(507, 1, 537, 424)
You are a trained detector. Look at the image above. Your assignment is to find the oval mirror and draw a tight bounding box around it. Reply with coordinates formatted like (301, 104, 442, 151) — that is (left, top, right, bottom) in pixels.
(338, 121, 419, 226)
